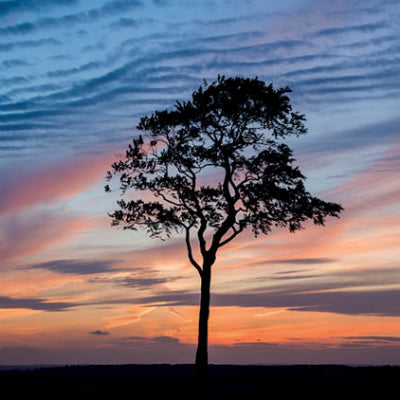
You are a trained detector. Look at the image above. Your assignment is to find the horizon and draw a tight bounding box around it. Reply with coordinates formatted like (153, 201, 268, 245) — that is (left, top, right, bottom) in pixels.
(2, 362, 399, 368)
(1, 0, 399, 366)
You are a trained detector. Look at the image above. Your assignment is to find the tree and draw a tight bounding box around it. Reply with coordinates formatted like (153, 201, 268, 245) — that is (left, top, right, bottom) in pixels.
(105, 75, 343, 379)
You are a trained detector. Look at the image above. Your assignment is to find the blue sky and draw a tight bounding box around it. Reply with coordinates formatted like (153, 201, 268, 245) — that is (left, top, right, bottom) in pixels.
(1, 0, 399, 365)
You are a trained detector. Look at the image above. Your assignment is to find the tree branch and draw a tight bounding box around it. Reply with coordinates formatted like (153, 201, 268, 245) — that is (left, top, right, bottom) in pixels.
(155, 191, 182, 207)
(219, 224, 244, 247)
(185, 167, 208, 256)
(185, 226, 203, 277)
(209, 154, 238, 253)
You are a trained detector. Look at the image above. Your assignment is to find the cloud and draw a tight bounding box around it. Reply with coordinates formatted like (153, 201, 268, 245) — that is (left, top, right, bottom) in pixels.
(109, 18, 141, 29)
(90, 330, 110, 336)
(283, 55, 400, 79)
(266, 266, 400, 293)
(0, 212, 97, 261)
(26, 259, 122, 275)
(298, 117, 400, 155)
(0, 51, 336, 154)
(303, 81, 399, 96)
(152, 0, 170, 6)
(144, 38, 310, 61)
(3, 50, 394, 149)
(87, 270, 182, 290)
(338, 335, 400, 348)
(1, 123, 58, 132)
(274, 269, 314, 275)
(269, 274, 321, 281)
(1, 146, 24, 151)
(332, 34, 398, 50)
(327, 0, 397, 18)
(252, 257, 336, 265)
(0, 38, 61, 52)
(296, 68, 399, 87)
(117, 276, 174, 288)
(1, 108, 69, 123)
(129, 284, 400, 316)
(1, 0, 142, 24)
(342, 336, 400, 343)
(111, 335, 181, 346)
(322, 144, 400, 214)
(0, 0, 78, 17)
(196, 10, 283, 29)
(2, 1, 398, 158)
(100, 0, 143, 15)
(176, 30, 266, 46)
(96, 237, 190, 271)
(2, 76, 29, 86)
(46, 61, 102, 78)
(1, 22, 37, 36)
(3, 37, 307, 108)
(278, 289, 400, 316)
(312, 21, 389, 37)
(2, 69, 189, 126)
(6, 83, 65, 98)
(0, 153, 112, 215)
(2, 58, 30, 68)
(233, 341, 279, 348)
(0, 295, 77, 312)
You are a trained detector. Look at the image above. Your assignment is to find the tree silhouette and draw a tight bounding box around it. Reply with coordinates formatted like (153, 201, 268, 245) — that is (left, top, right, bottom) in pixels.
(105, 75, 343, 379)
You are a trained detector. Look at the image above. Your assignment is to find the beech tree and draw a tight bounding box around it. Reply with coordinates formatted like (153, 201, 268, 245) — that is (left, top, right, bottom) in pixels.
(105, 75, 343, 378)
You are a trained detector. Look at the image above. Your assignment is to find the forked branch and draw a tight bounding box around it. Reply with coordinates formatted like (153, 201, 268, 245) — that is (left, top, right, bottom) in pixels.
(185, 226, 203, 277)
(219, 224, 244, 247)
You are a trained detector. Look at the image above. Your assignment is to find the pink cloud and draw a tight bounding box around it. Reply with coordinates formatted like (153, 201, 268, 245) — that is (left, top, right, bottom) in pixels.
(265, 0, 361, 42)
(324, 145, 400, 214)
(0, 212, 98, 262)
(0, 153, 114, 215)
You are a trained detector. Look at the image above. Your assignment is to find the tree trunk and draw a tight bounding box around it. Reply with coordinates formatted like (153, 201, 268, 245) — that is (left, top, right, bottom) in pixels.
(195, 262, 211, 381)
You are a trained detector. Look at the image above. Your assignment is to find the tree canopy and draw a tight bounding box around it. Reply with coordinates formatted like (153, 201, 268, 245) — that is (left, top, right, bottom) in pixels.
(106, 75, 342, 276)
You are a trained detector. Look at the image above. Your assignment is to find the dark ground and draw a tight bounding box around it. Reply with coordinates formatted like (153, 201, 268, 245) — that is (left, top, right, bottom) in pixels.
(1, 364, 399, 398)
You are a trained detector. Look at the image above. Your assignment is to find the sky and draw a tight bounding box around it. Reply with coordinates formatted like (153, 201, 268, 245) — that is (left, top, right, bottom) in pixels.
(1, 0, 399, 366)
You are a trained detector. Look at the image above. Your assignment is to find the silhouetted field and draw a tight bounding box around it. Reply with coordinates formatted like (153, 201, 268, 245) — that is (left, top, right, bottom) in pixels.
(1, 364, 398, 398)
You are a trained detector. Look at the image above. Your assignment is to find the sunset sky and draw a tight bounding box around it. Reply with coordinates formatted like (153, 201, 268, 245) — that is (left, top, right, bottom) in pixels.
(1, 0, 399, 366)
